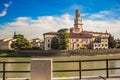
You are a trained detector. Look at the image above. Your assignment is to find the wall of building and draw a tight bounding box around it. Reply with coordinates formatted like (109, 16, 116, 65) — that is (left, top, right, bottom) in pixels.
(93, 38, 108, 49)
(44, 35, 56, 50)
(69, 38, 93, 50)
(0, 40, 13, 50)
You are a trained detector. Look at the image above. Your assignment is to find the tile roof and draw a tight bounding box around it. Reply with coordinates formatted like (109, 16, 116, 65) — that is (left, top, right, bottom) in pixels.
(43, 31, 109, 39)
(43, 32, 58, 35)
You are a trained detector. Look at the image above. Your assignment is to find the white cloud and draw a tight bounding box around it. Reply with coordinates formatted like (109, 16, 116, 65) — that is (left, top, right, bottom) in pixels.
(89, 14, 104, 19)
(0, 1, 12, 17)
(0, 13, 120, 40)
(0, 9, 7, 17)
(83, 19, 120, 38)
(89, 10, 111, 19)
(0, 14, 73, 39)
(69, 4, 83, 11)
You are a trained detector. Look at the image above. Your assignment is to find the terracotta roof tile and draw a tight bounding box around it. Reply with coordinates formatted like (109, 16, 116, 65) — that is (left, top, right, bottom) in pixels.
(43, 32, 58, 35)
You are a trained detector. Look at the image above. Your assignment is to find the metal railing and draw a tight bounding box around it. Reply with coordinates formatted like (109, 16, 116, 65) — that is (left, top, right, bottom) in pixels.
(0, 58, 120, 80)
(53, 58, 120, 79)
(0, 62, 30, 80)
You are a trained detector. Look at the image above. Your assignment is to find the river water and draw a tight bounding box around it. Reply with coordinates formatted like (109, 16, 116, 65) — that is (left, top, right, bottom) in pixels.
(0, 54, 120, 78)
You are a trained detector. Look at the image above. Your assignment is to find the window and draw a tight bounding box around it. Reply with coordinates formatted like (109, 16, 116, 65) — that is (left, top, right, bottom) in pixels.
(95, 44, 97, 47)
(76, 39, 79, 41)
(77, 44, 79, 47)
(105, 44, 107, 46)
(48, 40, 50, 42)
(48, 44, 50, 48)
(102, 44, 104, 46)
(98, 44, 100, 46)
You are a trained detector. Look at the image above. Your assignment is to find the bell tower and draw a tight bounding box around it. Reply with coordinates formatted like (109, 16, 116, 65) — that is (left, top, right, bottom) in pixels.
(70, 10, 83, 33)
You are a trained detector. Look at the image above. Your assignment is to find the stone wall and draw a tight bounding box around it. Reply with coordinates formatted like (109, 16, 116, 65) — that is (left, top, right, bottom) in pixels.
(16, 49, 120, 56)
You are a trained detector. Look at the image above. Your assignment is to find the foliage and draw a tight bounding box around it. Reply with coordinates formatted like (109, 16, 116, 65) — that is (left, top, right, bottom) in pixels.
(0, 52, 30, 57)
(58, 32, 69, 50)
(20, 47, 42, 50)
(51, 37, 59, 49)
(11, 34, 31, 49)
(80, 46, 87, 49)
(51, 28, 69, 50)
(108, 33, 115, 48)
(57, 28, 68, 33)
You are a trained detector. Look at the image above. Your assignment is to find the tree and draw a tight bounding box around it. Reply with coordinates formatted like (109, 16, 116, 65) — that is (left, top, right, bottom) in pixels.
(58, 28, 68, 33)
(51, 28, 69, 50)
(11, 34, 31, 49)
(51, 37, 59, 49)
(108, 33, 115, 48)
(58, 31, 69, 50)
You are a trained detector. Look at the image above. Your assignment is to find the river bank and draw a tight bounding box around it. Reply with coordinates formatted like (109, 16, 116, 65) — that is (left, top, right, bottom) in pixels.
(0, 49, 120, 57)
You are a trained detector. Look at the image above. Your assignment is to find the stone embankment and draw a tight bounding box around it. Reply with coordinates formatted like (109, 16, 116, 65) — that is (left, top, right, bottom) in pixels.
(16, 49, 120, 56)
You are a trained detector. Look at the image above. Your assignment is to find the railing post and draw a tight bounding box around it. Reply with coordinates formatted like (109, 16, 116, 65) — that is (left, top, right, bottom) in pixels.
(79, 60, 81, 80)
(106, 58, 109, 78)
(3, 61, 5, 80)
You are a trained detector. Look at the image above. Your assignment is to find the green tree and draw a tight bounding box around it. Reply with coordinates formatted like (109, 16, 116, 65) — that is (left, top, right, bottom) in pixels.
(51, 28, 69, 50)
(11, 34, 31, 49)
(108, 33, 115, 48)
(58, 28, 68, 33)
(58, 31, 69, 50)
(51, 36, 59, 49)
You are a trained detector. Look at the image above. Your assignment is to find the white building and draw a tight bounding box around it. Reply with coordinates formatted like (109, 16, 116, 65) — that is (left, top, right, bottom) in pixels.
(30, 38, 44, 49)
(115, 38, 120, 48)
(43, 10, 109, 50)
(0, 38, 15, 50)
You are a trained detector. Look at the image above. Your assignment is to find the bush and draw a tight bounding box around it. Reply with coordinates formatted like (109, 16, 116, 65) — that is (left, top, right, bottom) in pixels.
(20, 47, 42, 50)
(80, 46, 87, 49)
(0, 52, 30, 57)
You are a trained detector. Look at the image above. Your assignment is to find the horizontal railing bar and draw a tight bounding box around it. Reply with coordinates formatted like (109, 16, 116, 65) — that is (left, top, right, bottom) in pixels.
(108, 58, 120, 61)
(81, 58, 120, 62)
(53, 58, 120, 63)
(53, 67, 120, 72)
(0, 68, 119, 73)
(0, 62, 30, 64)
(0, 71, 30, 73)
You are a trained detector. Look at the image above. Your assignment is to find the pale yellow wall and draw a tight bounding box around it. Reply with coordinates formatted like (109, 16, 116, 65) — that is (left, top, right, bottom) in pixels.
(93, 38, 108, 49)
(0, 40, 13, 50)
(69, 38, 92, 50)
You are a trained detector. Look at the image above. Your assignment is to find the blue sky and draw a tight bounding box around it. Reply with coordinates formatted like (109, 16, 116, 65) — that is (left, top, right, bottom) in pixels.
(0, 0, 120, 39)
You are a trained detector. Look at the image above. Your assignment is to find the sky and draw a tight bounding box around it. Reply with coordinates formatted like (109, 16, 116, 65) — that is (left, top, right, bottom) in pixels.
(0, 0, 120, 40)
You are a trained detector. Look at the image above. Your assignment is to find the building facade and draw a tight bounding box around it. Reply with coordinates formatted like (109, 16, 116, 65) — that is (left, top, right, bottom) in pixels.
(30, 38, 44, 49)
(0, 38, 15, 50)
(43, 10, 109, 50)
(115, 38, 120, 48)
